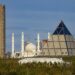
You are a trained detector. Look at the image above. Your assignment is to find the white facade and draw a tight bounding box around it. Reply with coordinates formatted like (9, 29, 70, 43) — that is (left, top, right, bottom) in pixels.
(19, 57, 64, 64)
(24, 43, 36, 57)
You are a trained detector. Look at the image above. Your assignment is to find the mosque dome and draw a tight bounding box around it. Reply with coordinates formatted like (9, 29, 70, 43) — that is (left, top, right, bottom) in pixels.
(25, 43, 36, 52)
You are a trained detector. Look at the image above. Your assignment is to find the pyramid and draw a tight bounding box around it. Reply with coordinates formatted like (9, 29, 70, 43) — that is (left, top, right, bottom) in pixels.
(53, 21, 71, 35)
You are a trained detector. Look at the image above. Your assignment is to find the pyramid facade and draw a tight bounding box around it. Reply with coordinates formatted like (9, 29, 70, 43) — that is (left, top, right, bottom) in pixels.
(41, 21, 75, 56)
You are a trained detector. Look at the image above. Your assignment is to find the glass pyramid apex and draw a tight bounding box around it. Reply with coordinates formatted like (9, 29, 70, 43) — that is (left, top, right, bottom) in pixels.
(53, 21, 71, 35)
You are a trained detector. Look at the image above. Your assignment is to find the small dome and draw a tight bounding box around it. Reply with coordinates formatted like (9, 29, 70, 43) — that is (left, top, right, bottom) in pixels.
(25, 43, 36, 52)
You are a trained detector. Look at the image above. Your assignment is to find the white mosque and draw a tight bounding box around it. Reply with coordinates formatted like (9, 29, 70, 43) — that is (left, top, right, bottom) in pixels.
(11, 32, 40, 58)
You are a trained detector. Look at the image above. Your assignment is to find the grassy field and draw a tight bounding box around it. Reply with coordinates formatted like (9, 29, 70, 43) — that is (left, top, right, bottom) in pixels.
(0, 57, 75, 75)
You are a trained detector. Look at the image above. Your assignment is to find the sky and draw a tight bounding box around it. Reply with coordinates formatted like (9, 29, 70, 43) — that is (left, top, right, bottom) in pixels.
(0, 0, 75, 52)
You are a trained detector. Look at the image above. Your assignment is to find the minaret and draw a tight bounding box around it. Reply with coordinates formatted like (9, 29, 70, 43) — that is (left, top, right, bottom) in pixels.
(11, 32, 15, 58)
(48, 32, 50, 40)
(37, 33, 40, 54)
(21, 32, 24, 57)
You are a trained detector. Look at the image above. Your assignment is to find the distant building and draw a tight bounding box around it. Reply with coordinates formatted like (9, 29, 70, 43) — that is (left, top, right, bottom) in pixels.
(11, 21, 75, 58)
(0, 5, 5, 58)
(41, 21, 75, 56)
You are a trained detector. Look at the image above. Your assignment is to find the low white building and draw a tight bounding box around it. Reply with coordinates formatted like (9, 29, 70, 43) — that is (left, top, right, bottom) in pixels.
(19, 57, 64, 64)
